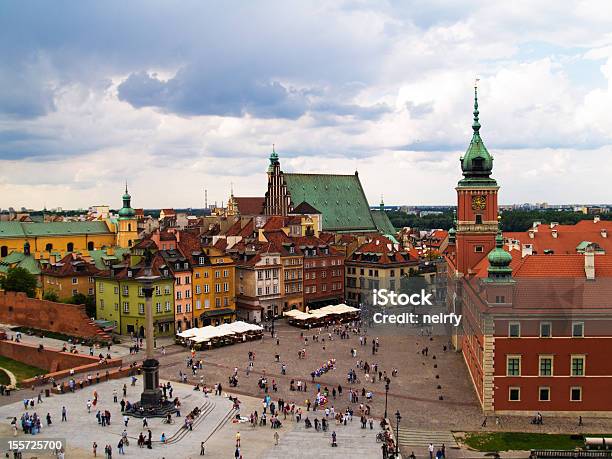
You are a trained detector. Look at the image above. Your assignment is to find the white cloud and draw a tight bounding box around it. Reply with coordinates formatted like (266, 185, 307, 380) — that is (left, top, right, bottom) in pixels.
(1, 1, 612, 208)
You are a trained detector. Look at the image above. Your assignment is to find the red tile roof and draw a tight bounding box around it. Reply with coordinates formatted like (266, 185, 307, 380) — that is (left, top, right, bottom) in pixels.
(504, 220, 612, 255)
(233, 197, 265, 215)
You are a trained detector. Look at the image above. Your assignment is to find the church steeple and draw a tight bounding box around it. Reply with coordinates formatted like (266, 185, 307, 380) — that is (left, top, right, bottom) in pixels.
(118, 183, 135, 220)
(459, 80, 495, 186)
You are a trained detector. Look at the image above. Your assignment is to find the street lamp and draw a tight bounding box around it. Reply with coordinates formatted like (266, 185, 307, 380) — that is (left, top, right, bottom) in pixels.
(384, 380, 390, 419)
(394, 410, 402, 459)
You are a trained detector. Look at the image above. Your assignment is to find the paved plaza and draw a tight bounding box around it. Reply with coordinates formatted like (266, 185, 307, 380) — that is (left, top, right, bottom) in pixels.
(1, 321, 612, 458)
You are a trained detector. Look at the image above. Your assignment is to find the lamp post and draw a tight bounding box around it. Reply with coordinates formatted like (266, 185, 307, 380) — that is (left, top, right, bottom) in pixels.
(394, 410, 402, 459)
(384, 380, 390, 419)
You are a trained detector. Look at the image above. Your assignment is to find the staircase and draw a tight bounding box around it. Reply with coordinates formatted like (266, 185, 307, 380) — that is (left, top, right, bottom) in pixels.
(262, 419, 380, 458)
(395, 427, 458, 449)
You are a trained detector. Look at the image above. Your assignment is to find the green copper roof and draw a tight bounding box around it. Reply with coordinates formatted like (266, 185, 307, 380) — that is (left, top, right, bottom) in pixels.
(284, 172, 377, 232)
(0, 251, 41, 275)
(0, 221, 112, 238)
(88, 248, 131, 270)
(459, 85, 496, 187)
(371, 210, 396, 235)
(488, 230, 512, 278)
(118, 185, 136, 219)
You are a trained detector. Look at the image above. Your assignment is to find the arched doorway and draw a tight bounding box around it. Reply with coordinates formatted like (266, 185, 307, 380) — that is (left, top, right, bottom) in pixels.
(88, 241, 94, 250)
(45, 243, 53, 251)
(67, 242, 74, 252)
(139, 326, 145, 338)
(0, 246, 7, 258)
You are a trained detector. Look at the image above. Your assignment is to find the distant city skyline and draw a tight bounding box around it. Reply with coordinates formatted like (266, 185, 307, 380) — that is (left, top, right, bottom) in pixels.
(2, 1, 612, 208)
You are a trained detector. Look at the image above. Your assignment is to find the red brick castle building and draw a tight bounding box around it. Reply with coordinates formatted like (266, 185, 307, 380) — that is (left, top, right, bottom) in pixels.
(444, 86, 612, 415)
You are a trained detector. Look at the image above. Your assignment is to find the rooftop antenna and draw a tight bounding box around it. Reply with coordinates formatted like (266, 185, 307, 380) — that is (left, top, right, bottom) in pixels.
(204, 189, 208, 209)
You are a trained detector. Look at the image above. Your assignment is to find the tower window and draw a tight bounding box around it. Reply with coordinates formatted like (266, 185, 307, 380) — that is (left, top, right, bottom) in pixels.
(475, 214, 483, 224)
(472, 157, 484, 170)
(474, 245, 484, 253)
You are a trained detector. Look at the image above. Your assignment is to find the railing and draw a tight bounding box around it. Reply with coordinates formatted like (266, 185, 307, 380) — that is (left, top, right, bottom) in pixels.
(532, 451, 612, 458)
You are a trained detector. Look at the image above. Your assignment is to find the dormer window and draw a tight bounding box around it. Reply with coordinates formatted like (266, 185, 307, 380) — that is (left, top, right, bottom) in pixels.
(472, 157, 484, 170)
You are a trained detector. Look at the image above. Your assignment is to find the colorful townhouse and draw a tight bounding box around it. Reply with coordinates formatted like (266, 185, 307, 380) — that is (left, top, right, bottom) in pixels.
(95, 253, 175, 337)
(41, 252, 100, 301)
(159, 249, 193, 332)
(179, 234, 236, 327)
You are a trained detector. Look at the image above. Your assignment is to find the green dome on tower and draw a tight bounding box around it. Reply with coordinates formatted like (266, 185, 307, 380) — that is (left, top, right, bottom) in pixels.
(487, 227, 513, 279)
(459, 83, 496, 187)
(118, 183, 135, 220)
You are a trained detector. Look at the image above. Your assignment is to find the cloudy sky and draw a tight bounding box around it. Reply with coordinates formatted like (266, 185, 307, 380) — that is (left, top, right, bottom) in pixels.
(1, 0, 612, 210)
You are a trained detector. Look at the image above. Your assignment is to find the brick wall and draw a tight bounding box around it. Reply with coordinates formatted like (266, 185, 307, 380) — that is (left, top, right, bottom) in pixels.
(0, 290, 110, 341)
(0, 340, 122, 386)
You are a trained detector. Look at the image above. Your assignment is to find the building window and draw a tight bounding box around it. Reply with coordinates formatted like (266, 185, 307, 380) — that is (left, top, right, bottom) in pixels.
(199, 257, 205, 264)
(508, 322, 520, 337)
(474, 245, 484, 253)
(571, 356, 585, 376)
(540, 322, 552, 338)
(570, 387, 582, 402)
(195, 272, 200, 279)
(506, 356, 521, 376)
(539, 356, 553, 376)
(215, 284, 221, 293)
(196, 285, 201, 294)
(123, 302, 129, 313)
(475, 214, 483, 225)
(215, 298, 221, 307)
(138, 303, 144, 314)
(71, 277, 78, 285)
(196, 300, 201, 310)
(99, 283, 104, 293)
(165, 301, 171, 311)
(257, 287, 262, 296)
(539, 387, 551, 402)
(176, 291, 182, 300)
(223, 282, 229, 292)
(204, 284, 210, 293)
(88, 288, 94, 295)
(156, 303, 162, 313)
(223, 270, 229, 277)
(99, 299, 105, 309)
(215, 270, 220, 278)
(164, 285, 170, 295)
(508, 387, 520, 402)
(122, 286, 129, 296)
(88, 277, 94, 284)
(177, 304, 182, 314)
(572, 322, 584, 337)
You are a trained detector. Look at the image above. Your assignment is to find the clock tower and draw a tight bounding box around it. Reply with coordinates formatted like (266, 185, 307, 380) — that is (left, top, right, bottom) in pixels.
(455, 84, 499, 275)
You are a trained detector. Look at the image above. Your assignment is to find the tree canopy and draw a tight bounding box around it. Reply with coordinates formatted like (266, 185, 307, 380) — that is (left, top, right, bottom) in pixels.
(0, 267, 38, 298)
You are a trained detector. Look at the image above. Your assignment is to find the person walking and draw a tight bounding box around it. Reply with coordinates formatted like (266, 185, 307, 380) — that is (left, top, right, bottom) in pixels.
(428, 442, 435, 459)
(274, 431, 279, 445)
(331, 431, 337, 447)
(92, 441, 98, 457)
(200, 442, 205, 455)
(61, 406, 67, 422)
(235, 431, 241, 447)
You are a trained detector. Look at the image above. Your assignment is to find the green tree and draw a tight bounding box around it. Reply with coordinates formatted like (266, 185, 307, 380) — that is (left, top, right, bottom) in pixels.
(0, 267, 38, 298)
(68, 292, 97, 319)
(43, 291, 59, 302)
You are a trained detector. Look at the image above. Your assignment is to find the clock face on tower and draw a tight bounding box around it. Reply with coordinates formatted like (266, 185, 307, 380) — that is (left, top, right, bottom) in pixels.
(471, 195, 487, 210)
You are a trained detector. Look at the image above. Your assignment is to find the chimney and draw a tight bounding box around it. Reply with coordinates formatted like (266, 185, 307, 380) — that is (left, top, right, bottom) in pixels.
(528, 229, 535, 239)
(552, 229, 558, 238)
(521, 244, 533, 258)
(550, 222, 558, 228)
(594, 215, 601, 223)
(585, 246, 595, 280)
(601, 229, 608, 238)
